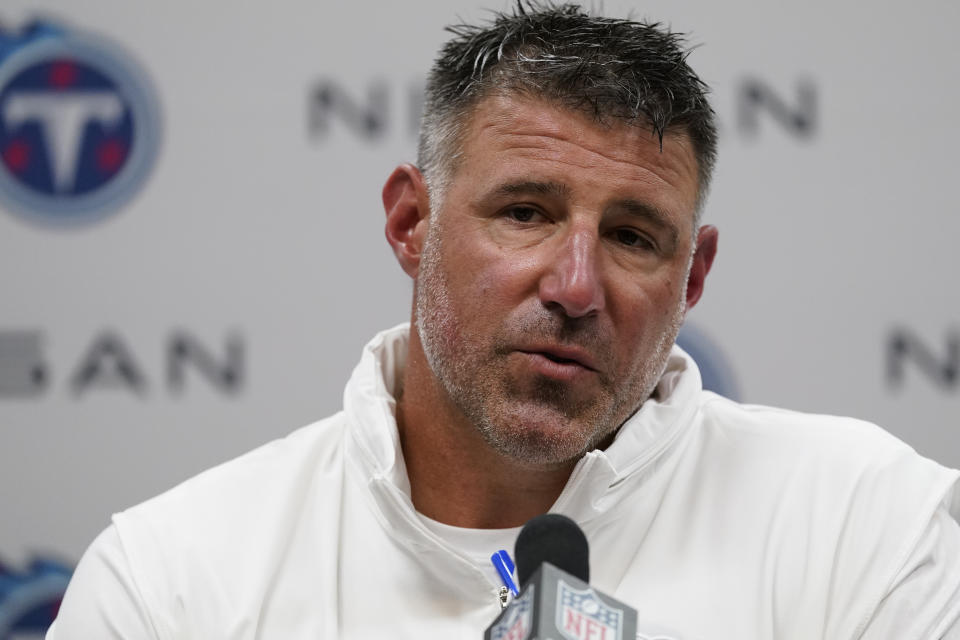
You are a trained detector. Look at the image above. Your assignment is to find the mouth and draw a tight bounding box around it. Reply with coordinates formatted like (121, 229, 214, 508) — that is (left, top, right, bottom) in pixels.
(516, 346, 598, 373)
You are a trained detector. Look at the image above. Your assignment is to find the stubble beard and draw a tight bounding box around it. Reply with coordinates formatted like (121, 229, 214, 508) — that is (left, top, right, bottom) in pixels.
(415, 218, 688, 466)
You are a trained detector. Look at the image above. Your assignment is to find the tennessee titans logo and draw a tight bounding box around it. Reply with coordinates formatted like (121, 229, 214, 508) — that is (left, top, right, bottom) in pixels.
(0, 20, 160, 226)
(0, 557, 72, 638)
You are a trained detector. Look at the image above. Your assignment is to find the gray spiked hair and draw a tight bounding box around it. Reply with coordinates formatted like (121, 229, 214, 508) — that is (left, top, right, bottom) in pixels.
(417, 2, 717, 218)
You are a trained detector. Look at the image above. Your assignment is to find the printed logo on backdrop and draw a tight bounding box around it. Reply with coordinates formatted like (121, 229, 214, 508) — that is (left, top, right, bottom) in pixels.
(675, 324, 740, 401)
(307, 77, 818, 144)
(0, 20, 160, 226)
(557, 581, 624, 640)
(0, 557, 71, 638)
(887, 326, 960, 391)
(0, 329, 46, 398)
(0, 328, 244, 400)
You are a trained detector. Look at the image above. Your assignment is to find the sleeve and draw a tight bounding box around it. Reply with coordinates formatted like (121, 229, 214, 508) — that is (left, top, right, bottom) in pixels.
(858, 504, 960, 639)
(46, 525, 160, 640)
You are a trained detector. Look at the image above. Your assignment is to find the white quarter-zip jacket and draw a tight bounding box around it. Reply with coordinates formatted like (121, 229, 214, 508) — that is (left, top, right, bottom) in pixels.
(48, 324, 960, 639)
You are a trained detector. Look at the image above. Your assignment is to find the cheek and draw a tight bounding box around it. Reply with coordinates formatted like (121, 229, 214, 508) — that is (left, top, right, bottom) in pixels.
(610, 277, 683, 342)
(448, 241, 541, 305)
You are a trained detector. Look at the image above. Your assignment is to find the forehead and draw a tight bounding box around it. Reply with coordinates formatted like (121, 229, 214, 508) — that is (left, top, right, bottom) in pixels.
(451, 94, 701, 220)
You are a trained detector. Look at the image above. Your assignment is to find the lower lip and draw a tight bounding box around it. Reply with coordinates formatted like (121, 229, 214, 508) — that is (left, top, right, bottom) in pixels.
(519, 352, 594, 382)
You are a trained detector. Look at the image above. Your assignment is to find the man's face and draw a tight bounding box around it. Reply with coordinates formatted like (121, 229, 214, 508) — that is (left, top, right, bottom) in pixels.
(414, 94, 703, 466)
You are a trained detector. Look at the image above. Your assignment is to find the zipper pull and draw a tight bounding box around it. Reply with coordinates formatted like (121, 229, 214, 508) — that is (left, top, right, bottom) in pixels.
(498, 585, 509, 609)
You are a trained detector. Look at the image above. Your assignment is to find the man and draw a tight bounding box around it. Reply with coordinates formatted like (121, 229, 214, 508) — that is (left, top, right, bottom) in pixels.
(49, 4, 960, 639)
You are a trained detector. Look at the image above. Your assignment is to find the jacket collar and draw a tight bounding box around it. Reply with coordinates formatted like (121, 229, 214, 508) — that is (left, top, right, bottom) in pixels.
(344, 323, 703, 524)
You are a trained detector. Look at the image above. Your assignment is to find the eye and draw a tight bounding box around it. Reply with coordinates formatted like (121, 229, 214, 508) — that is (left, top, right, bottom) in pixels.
(613, 228, 654, 249)
(504, 206, 542, 223)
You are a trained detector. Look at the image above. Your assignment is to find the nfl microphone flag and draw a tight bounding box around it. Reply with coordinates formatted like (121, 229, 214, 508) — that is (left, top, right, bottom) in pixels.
(484, 562, 638, 640)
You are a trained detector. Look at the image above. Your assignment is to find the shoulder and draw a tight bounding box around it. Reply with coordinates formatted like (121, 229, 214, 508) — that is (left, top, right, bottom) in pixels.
(110, 414, 350, 609)
(54, 414, 352, 637)
(687, 392, 958, 526)
(686, 392, 960, 633)
(692, 391, 938, 473)
(120, 413, 349, 528)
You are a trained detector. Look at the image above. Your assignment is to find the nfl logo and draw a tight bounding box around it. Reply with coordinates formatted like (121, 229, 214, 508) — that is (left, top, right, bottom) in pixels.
(556, 580, 624, 640)
(489, 584, 533, 640)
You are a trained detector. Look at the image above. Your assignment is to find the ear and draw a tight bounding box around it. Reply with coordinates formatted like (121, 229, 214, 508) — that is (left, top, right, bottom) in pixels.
(383, 164, 431, 278)
(684, 224, 718, 312)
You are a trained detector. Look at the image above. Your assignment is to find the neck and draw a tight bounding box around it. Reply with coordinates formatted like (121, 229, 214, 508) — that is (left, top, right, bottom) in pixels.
(397, 326, 576, 529)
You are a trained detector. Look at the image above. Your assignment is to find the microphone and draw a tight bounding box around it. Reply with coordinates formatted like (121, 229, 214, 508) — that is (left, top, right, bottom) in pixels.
(484, 514, 637, 640)
(515, 512, 590, 586)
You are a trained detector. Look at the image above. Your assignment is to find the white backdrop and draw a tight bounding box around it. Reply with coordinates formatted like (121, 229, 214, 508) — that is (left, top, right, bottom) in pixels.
(1, 1, 958, 634)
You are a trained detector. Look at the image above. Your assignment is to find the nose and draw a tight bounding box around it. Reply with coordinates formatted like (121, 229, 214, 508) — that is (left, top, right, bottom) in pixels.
(538, 227, 605, 318)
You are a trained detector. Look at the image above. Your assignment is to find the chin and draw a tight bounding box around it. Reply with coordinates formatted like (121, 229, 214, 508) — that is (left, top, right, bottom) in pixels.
(476, 407, 609, 466)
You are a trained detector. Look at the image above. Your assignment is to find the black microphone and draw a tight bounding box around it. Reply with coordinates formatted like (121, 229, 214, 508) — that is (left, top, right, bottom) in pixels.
(484, 513, 637, 640)
(515, 513, 589, 586)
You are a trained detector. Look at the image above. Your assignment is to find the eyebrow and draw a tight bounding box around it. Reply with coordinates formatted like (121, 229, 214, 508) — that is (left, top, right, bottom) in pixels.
(490, 180, 571, 199)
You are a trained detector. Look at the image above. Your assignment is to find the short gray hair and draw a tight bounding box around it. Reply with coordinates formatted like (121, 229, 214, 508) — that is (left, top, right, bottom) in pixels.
(417, 2, 717, 218)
